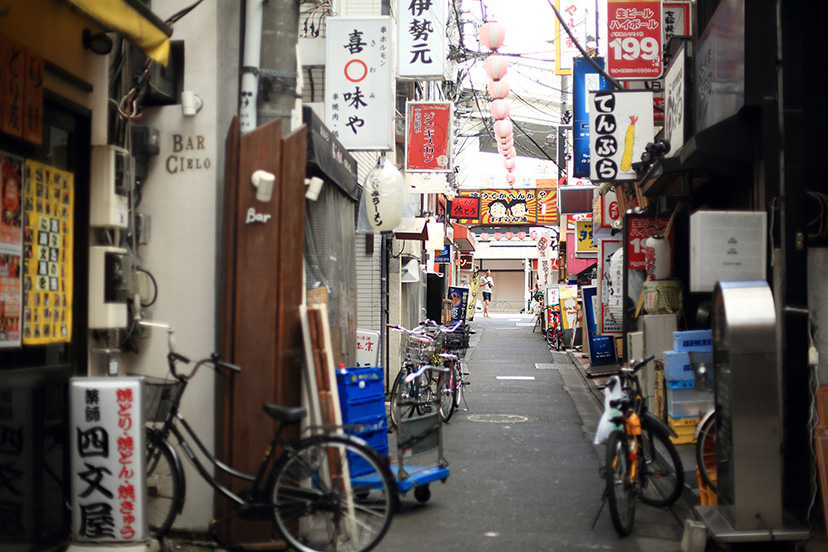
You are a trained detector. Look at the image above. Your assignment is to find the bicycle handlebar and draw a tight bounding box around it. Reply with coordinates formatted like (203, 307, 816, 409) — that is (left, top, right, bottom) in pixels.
(404, 363, 450, 383)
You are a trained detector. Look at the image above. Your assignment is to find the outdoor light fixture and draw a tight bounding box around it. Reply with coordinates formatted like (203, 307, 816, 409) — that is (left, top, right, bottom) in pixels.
(181, 91, 204, 117)
(251, 170, 275, 202)
(83, 28, 113, 55)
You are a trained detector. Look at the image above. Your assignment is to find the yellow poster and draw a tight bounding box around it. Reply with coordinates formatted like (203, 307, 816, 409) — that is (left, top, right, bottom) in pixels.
(575, 220, 597, 256)
(22, 160, 73, 345)
(559, 285, 579, 330)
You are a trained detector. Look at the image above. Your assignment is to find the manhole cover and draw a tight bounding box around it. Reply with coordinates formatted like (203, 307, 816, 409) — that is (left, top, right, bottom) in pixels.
(467, 414, 538, 424)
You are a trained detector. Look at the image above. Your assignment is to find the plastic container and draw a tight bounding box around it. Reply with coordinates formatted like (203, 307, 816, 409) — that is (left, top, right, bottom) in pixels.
(336, 366, 384, 403)
(667, 386, 714, 418)
(697, 466, 718, 506)
(668, 415, 699, 445)
(673, 330, 713, 352)
(663, 350, 694, 381)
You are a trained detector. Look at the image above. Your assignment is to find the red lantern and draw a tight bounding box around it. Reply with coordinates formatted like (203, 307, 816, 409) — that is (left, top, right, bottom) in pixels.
(504, 147, 516, 159)
(494, 231, 502, 241)
(493, 118, 513, 139)
(481, 232, 489, 241)
(488, 77, 510, 99)
(484, 54, 509, 80)
(518, 230, 527, 240)
(505, 230, 514, 240)
(479, 20, 506, 50)
(530, 230, 538, 240)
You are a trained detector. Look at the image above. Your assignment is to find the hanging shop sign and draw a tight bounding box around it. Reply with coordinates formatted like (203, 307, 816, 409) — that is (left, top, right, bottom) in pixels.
(0, 36, 43, 145)
(453, 190, 537, 225)
(448, 286, 469, 323)
(572, 57, 610, 177)
(554, 0, 591, 75)
(575, 219, 597, 258)
(407, 172, 451, 194)
(325, 17, 394, 151)
(536, 229, 556, 287)
(70, 377, 146, 544)
(589, 89, 655, 182)
(405, 101, 452, 172)
(664, 2, 692, 43)
(598, 238, 623, 335)
(449, 195, 481, 220)
(536, 188, 559, 225)
(356, 329, 380, 367)
(593, 188, 621, 229)
(22, 160, 74, 345)
(663, 42, 687, 157)
(435, 244, 451, 263)
(459, 253, 474, 271)
(606, 0, 663, 80)
(397, 0, 448, 79)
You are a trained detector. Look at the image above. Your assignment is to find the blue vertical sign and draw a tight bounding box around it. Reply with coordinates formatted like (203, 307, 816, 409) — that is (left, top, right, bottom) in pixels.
(572, 57, 609, 178)
(582, 286, 616, 365)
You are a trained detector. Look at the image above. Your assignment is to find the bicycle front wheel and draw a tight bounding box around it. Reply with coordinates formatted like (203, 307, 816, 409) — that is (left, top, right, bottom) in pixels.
(606, 430, 636, 537)
(270, 435, 394, 552)
(438, 365, 456, 423)
(389, 369, 417, 428)
(145, 429, 182, 540)
(695, 414, 717, 493)
(638, 419, 685, 507)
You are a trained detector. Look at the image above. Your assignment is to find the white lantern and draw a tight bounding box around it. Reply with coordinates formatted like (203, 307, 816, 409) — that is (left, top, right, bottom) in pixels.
(506, 173, 516, 185)
(479, 20, 505, 50)
(363, 158, 404, 231)
(490, 99, 511, 120)
(484, 54, 509, 80)
(493, 119, 513, 139)
(488, 77, 510, 99)
(504, 158, 515, 171)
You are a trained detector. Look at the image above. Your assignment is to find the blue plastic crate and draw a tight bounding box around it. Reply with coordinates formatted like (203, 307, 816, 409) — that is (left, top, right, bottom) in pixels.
(340, 394, 385, 424)
(348, 444, 389, 478)
(666, 379, 695, 389)
(673, 330, 713, 352)
(663, 350, 694, 381)
(349, 414, 388, 435)
(336, 366, 384, 403)
(354, 428, 389, 452)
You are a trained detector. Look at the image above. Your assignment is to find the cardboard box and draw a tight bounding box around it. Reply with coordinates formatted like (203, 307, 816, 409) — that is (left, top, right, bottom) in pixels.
(674, 329, 713, 352)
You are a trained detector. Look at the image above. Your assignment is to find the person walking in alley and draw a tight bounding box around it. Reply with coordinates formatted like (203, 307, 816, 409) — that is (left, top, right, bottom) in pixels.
(480, 269, 494, 317)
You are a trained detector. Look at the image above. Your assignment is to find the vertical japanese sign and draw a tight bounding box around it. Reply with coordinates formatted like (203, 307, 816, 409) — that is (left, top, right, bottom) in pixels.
(405, 102, 452, 172)
(70, 378, 146, 543)
(356, 329, 380, 367)
(559, 285, 579, 330)
(554, 0, 591, 75)
(606, 0, 663, 80)
(598, 238, 623, 335)
(1, 36, 43, 144)
(0, 152, 23, 348)
(23, 160, 73, 345)
(326, 17, 394, 151)
(448, 286, 469, 323)
(572, 57, 610, 177)
(0, 385, 33, 537)
(398, 0, 448, 79)
(663, 2, 692, 44)
(589, 89, 654, 182)
(536, 229, 555, 286)
(663, 44, 686, 156)
(575, 219, 597, 257)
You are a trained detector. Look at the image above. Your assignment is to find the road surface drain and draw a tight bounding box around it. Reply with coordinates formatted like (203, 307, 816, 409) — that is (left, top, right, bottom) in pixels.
(467, 414, 538, 424)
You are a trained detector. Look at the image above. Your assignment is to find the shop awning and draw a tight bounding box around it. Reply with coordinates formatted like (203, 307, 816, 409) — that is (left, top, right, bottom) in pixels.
(452, 222, 476, 252)
(303, 106, 359, 201)
(65, 0, 172, 65)
(394, 217, 430, 241)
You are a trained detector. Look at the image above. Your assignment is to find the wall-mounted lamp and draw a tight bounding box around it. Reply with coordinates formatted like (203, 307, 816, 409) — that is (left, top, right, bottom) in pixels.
(83, 29, 113, 56)
(305, 176, 324, 201)
(251, 170, 275, 202)
(180, 91, 203, 117)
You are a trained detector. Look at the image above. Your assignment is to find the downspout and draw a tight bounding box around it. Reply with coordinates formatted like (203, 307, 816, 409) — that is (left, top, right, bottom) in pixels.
(240, 0, 265, 134)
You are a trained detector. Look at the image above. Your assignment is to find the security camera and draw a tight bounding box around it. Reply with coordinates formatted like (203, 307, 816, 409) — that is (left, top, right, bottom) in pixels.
(181, 91, 203, 117)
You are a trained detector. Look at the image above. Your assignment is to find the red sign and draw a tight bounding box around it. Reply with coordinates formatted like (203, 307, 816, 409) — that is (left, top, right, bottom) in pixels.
(607, 0, 663, 80)
(450, 196, 481, 220)
(625, 215, 671, 269)
(406, 102, 452, 171)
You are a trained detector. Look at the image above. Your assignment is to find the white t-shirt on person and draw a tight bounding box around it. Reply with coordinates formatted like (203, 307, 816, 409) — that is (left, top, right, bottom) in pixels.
(480, 275, 493, 293)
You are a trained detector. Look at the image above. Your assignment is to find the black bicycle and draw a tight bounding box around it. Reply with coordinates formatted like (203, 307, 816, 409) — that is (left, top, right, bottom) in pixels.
(601, 355, 685, 537)
(140, 322, 395, 552)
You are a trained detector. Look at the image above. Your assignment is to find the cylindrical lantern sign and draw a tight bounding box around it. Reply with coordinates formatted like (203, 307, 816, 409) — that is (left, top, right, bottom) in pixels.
(479, 20, 505, 50)
(484, 54, 509, 80)
(364, 159, 404, 231)
(70, 377, 147, 543)
(488, 77, 510, 98)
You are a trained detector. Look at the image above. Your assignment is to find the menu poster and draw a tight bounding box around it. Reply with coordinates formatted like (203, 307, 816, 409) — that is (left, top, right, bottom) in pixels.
(1, 152, 23, 249)
(0, 252, 21, 347)
(22, 160, 73, 345)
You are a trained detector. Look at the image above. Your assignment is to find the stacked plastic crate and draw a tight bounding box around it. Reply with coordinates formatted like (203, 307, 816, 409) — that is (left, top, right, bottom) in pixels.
(336, 366, 389, 476)
(663, 330, 715, 444)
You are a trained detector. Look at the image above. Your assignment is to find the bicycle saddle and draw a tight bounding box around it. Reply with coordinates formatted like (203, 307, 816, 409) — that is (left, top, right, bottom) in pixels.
(263, 404, 307, 422)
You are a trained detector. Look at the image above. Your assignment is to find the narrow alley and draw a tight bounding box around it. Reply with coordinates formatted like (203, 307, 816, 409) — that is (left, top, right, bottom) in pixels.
(379, 312, 685, 552)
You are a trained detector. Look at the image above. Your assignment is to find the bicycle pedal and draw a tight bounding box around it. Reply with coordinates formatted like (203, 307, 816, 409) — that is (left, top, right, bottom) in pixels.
(462, 381, 470, 385)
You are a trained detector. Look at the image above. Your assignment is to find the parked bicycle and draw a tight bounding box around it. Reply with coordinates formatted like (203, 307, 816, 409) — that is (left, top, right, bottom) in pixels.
(695, 409, 717, 493)
(598, 355, 685, 537)
(387, 320, 464, 426)
(140, 322, 395, 552)
(545, 305, 564, 352)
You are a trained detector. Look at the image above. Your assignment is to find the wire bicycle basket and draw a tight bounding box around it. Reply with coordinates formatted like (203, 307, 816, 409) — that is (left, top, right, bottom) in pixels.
(404, 332, 442, 364)
(140, 375, 182, 423)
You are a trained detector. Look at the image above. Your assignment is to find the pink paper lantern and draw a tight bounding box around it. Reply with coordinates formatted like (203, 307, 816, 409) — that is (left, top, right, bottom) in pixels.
(505, 230, 514, 240)
(481, 232, 489, 241)
(530, 230, 538, 240)
(493, 119, 513, 139)
(518, 230, 527, 240)
(506, 173, 516, 185)
(503, 147, 516, 159)
(494, 231, 502, 241)
(490, 99, 511, 120)
(504, 158, 516, 171)
(484, 54, 509, 80)
(479, 20, 506, 50)
(488, 77, 510, 99)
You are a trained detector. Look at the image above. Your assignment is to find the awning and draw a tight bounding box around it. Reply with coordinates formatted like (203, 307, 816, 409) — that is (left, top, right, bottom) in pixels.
(394, 217, 430, 241)
(303, 106, 359, 201)
(65, 0, 172, 66)
(452, 222, 476, 252)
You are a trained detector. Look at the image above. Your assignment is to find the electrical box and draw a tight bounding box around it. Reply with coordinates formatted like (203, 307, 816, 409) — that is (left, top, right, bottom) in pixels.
(89, 246, 129, 329)
(90, 145, 132, 228)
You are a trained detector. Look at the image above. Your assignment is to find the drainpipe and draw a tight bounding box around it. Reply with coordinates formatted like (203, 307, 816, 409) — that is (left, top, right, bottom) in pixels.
(240, 0, 265, 134)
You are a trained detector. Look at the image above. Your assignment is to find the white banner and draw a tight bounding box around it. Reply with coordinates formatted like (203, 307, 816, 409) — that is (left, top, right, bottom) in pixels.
(70, 378, 146, 543)
(554, 0, 592, 75)
(326, 17, 395, 151)
(406, 172, 451, 194)
(589, 89, 655, 182)
(536, 229, 555, 286)
(398, 0, 448, 79)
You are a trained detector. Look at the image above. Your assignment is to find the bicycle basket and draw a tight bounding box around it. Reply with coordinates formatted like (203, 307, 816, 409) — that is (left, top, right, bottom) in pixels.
(140, 376, 181, 423)
(404, 333, 441, 364)
(443, 325, 470, 351)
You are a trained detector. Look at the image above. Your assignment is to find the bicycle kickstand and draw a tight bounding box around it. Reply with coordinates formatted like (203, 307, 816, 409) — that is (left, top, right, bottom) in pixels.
(591, 486, 609, 530)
